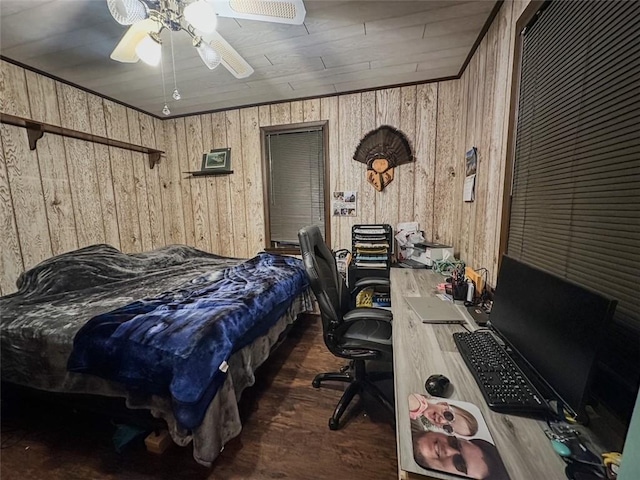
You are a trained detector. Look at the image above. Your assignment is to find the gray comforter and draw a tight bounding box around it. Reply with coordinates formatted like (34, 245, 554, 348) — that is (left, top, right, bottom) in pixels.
(0, 244, 313, 466)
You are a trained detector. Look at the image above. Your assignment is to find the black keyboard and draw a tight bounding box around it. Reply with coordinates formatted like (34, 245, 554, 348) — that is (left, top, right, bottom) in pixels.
(453, 331, 550, 414)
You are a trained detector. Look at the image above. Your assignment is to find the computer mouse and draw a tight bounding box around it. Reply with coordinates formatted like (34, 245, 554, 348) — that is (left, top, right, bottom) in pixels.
(425, 374, 451, 397)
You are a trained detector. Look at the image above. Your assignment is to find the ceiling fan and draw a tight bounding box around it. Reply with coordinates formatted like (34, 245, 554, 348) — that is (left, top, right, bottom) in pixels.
(107, 0, 306, 80)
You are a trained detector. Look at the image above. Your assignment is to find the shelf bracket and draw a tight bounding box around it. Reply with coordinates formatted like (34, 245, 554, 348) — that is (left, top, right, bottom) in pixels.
(25, 121, 44, 150)
(148, 151, 161, 169)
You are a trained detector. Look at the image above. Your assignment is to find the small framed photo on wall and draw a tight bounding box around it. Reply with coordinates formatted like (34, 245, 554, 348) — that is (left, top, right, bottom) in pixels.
(201, 148, 231, 172)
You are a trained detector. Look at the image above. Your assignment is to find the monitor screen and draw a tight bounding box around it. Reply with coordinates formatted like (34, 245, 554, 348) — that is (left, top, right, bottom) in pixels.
(490, 255, 617, 417)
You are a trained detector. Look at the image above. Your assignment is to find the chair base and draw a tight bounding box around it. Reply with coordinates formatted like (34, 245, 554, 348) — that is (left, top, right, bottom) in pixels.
(312, 359, 394, 430)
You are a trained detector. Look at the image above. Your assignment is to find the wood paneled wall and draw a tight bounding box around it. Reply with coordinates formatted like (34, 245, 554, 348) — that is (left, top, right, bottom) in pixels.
(0, 60, 165, 295)
(458, 0, 530, 284)
(162, 84, 463, 260)
(0, 0, 529, 294)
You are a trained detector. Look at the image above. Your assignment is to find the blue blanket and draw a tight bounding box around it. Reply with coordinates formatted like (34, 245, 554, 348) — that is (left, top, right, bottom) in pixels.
(67, 252, 308, 430)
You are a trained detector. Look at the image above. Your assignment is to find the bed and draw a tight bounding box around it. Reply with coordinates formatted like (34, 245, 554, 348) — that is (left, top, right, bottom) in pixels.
(0, 244, 312, 466)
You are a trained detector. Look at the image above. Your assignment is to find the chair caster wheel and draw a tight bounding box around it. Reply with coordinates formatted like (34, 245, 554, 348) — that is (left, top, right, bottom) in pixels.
(312, 379, 321, 388)
(329, 418, 339, 430)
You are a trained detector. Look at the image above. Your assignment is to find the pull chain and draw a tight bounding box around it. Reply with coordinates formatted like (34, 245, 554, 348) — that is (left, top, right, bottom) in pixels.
(170, 33, 181, 100)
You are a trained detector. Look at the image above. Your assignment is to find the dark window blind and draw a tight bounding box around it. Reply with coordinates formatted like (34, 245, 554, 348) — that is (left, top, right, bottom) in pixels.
(508, 0, 640, 421)
(267, 129, 325, 245)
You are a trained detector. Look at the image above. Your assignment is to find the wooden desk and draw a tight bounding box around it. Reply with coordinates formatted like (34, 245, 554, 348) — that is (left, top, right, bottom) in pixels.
(390, 268, 567, 480)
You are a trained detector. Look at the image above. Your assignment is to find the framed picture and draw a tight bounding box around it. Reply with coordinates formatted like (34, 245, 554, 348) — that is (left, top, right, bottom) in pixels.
(201, 148, 231, 172)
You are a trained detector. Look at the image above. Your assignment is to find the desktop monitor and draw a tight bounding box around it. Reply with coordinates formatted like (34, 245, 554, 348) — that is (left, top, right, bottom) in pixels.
(490, 255, 617, 418)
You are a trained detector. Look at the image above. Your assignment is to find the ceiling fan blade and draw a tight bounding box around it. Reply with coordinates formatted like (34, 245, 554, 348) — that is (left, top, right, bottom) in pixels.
(202, 30, 255, 79)
(208, 0, 306, 25)
(110, 18, 161, 63)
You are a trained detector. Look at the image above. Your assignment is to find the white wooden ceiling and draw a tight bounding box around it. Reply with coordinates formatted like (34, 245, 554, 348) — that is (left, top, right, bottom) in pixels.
(0, 0, 496, 117)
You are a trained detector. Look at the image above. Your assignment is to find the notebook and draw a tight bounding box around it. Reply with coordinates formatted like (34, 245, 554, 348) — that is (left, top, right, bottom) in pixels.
(404, 296, 465, 324)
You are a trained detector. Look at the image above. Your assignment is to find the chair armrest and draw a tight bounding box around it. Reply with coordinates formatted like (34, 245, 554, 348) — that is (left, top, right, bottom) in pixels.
(350, 277, 391, 297)
(353, 277, 390, 289)
(343, 307, 393, 322)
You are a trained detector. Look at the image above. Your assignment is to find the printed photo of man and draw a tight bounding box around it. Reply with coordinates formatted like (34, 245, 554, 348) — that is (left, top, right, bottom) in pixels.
(412, 430, 509, 480)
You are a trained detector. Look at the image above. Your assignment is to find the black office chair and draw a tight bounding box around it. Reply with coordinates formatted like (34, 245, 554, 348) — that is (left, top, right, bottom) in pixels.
(298, 225, 394, 430)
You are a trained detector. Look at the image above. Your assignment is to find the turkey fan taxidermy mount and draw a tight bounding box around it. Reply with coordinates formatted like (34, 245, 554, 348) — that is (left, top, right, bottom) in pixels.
(353, 126, 414, 191)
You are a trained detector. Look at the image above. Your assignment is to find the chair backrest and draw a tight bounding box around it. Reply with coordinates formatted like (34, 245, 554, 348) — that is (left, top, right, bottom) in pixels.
(298, 226, 351, 337)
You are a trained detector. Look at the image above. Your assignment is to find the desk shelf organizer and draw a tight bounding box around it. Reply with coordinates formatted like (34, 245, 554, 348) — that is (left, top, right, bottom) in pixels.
(348, 224, 392, 307)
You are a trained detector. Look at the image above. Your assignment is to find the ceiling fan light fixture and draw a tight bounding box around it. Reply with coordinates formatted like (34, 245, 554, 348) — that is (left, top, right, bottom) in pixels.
(135, 33, 162, 66)
(107, 0, 147, 25)
(184, 0, 218, 33)
(194, 39, 221, 70)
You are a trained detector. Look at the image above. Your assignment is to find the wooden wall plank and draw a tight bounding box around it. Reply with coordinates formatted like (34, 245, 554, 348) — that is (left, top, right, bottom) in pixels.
(26, 72, 78, 256)
(126, 109, 143, 144)
(135, 108, 157, 150)
(87, 95, 120, 249)
(303, 99, 321, 122)
(152, 117, 167, 247)
(57, 83, 92, 134)
(60, 137, 106, 248)
(199, 114, 220, 254)
(486, 0, 515, 282)
(338, 93, 362, 250)
(139, 113, 166, 249)
(174, 118, 196, 247)
(240, 107, 265, 255)
(1, 124, 52, 269)
(375, 87, 402, 228)
(153, 117, 165, 152)
(467, 41, 487, 270)
(0, 131, 24, 295)
(459, 55, 477, 264)
(270, 102, 291, 126)
(24, 71, 60, 126)
(158, 120, 186, 245)
(359, 90, 377, 225)
(33, 134, 78, 256)
(0, 61, 30, 118)
(399, 85, 417, 223)
(433, 80, 463, 247)
(413, 83, 438, 237)
(451, 78, 466, 252)
(210, 111, 233, 256)
(321, 96, 339, 248)
(185, 115, 212, 252)
(104, 100, 141, 252)
(474, 23, 498, 273)
(258, 105, 271, 126)
(225, 109, 249, 257)
(57, 84, 105, 248)
(290, 100, 304, 124)
(490, 0, 520, 278)
(128, 109, 154, 252)
(109, 148, 140, 252)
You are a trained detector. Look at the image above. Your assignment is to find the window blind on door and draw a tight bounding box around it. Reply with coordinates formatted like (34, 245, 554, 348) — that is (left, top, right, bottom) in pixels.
(267, 129, 325, 244)
(507, 0, 640, 421)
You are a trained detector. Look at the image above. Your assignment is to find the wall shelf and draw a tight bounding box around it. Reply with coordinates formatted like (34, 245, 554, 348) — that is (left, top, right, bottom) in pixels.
(0, 113, 164, 169)
(184, 170, 234, 177)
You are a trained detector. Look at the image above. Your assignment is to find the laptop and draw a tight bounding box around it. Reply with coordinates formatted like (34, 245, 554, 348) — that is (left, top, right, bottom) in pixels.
(404, 296, 465, 324)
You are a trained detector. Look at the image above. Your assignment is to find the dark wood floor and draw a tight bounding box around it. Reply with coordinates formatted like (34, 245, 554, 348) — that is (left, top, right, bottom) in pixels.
(0, 315, 398, 479)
